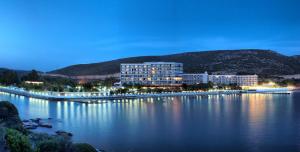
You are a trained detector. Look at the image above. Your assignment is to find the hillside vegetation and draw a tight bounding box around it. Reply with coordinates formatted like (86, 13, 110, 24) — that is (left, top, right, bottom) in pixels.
(50, 49, 300, 76)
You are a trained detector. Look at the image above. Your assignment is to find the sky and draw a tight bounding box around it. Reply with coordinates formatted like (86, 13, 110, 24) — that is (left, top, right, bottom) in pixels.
(0, 0, 299, 71)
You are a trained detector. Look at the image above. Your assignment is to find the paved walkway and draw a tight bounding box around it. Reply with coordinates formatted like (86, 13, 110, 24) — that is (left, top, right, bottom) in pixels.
(0, 86, 243, 102)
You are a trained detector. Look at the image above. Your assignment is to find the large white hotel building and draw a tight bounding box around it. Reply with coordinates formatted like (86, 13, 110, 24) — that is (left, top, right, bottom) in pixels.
(120, 62, 183, 86)
(120, 62, 258, 86)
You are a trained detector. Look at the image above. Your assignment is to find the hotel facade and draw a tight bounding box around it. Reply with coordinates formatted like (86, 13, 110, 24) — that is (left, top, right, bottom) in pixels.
(208, 75, 258, 86)
(181, 72, 209, 85)
(120, 62, 258, 86)
(120, 62, 183, 86)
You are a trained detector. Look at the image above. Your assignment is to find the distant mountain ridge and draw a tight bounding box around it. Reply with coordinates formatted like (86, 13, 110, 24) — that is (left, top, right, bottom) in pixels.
(50, 49, 300, 76)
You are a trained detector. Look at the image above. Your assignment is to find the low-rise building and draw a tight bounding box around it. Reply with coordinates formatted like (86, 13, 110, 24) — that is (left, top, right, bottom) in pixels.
(208, 75, 258, 86)
(24, 81, 44, 85)
(236, 75, 258, 86)
(208, 75, 237, 85)
(181, 72, 209, 85)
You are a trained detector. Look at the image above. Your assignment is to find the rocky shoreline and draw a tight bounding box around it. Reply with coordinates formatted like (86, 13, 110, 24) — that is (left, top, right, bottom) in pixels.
(0, 101, 101, 152)
(23, 118, 52, 129)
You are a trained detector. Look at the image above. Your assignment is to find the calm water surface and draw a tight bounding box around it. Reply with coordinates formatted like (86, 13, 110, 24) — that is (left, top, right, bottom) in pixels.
(1, 92, 300, 152)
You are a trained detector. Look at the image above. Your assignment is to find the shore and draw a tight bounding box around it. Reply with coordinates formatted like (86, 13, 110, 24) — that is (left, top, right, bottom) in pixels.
(0, 86, 292, 103)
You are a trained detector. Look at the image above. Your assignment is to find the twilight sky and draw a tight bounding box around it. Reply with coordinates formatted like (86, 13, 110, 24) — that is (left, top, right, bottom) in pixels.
(0, 0, 299, 71)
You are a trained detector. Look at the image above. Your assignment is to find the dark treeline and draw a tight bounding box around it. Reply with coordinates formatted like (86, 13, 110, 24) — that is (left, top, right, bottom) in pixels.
(0, 70, 20, 85)
(1, 69, 299, 93)
(21, 70, 40, 81)
(0, 69, 76, 91)
(0, 69, 41, 85)
(0, 69, 119, 92)
(278, 79, 300, 87)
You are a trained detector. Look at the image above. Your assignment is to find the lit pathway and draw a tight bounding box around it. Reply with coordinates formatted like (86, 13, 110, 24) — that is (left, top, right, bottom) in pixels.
(0, 86, 243, 102)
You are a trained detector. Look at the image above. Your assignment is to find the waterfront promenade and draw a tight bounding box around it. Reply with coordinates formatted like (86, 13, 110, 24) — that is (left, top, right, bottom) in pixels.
(0, 86, 243, 102)
(0, 86, 293, 103)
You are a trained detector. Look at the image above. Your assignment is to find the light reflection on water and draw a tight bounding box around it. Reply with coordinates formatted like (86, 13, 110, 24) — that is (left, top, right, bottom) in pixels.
(0, 91, 299, 152)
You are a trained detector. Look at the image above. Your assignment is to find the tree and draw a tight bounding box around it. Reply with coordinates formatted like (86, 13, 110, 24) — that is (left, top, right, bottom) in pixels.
(102, 77, 118, 87)
(0, 70, 20, 85)
(228, 83, 242, 90)
(21, 70, 40, 81)
(82, 82, 93, 91)
(207, 81, 214, 89)
(182, 82, 214, 91)
(182, 83, 188, 90)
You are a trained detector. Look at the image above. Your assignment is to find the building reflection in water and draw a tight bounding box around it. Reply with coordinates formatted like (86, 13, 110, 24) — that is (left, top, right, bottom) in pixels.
(241, 93, 293, 151)
(0, 92, 295, 151)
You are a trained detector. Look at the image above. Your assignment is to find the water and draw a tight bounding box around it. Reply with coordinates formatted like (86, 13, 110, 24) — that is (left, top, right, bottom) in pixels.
(0, 91, 300, 152)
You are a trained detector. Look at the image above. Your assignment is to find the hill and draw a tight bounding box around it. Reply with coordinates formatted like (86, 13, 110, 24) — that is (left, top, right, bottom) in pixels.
(50, 49, 300, 76)
(293, 55, 300, 62)
(0, 68, 33, 77)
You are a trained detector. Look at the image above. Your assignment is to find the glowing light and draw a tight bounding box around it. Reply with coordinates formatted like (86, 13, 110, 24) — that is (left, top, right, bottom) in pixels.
(243, 80, 295, 91)
(24, 81, 44, 85)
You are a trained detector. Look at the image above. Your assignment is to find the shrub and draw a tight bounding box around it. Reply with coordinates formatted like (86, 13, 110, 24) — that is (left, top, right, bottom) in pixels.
(34, 134, 72, 152)
(72, 143, 97, 152)
(5, 129, 32, 152)
(35, 139, 60, 152)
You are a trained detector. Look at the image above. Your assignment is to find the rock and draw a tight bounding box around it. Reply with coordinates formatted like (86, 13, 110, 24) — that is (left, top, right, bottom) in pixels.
(38, 123, 52, 128)
(0, 101, 26, 132)
(0, 101, 19, 118)
(30, 118, 42, 123)
(22, 120, 29, 123)
(23, 122, 38, 130)
(24, 125, 38, 130)
(56, 130, 73, 137)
